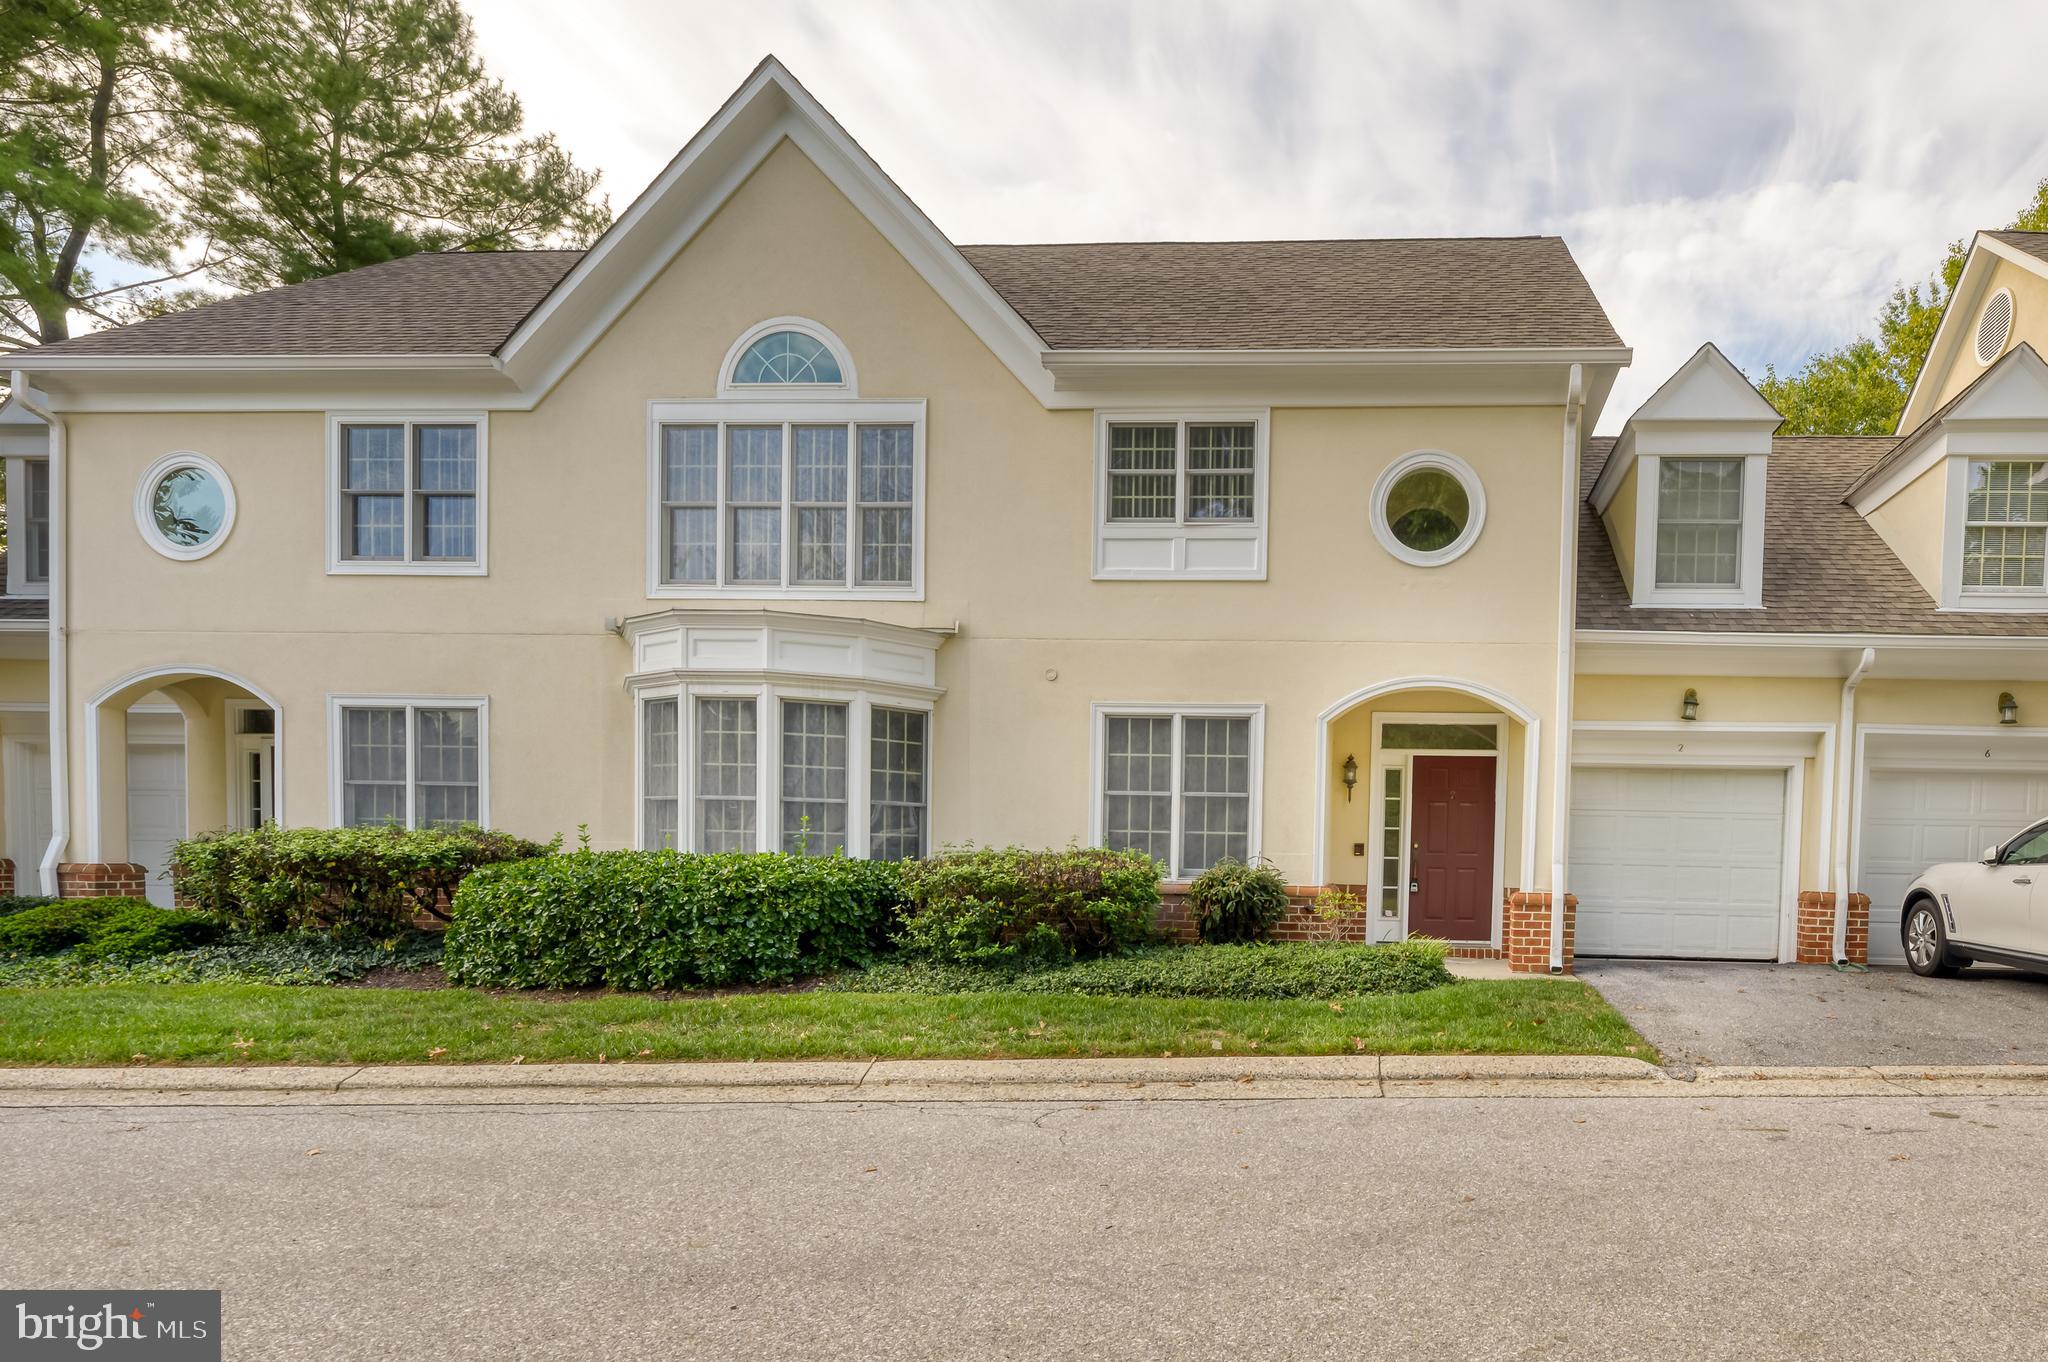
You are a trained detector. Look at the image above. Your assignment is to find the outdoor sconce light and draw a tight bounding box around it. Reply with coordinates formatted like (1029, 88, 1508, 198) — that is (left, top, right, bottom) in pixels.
(2000, 692, 2019, 726)
(1341, 754, 1358, 801)
(1681, 688, 1700, 722)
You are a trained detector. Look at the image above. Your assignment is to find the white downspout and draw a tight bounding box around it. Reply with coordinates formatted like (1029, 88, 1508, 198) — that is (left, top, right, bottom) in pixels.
(1831, 646, 1876, 964)
(1549, 363, 1585, 973)
(11, 371, 66, 896)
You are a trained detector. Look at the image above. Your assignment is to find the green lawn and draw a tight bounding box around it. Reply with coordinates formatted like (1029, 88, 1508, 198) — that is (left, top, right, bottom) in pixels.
(0, 979, 1650, 1065)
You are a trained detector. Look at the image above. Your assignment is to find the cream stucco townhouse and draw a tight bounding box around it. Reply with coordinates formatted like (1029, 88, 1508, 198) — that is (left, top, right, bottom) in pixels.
(8, 58, 2048, 974)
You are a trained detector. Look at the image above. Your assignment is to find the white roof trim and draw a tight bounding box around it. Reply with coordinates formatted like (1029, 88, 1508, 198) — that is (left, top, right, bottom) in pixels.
(1895, 232, 2048, 435)
(1589, 342, 1779, 513)
(494, 57, 1053, 406)
(1847, 343, 2048, 514)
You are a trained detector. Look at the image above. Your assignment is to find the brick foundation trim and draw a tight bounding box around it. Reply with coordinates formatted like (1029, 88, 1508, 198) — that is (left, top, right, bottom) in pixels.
(1505, 891, 1576, 974)
(0, 857, 13, 897)
(1796, 891, 1871, 965)
(57, 863, 150, 898)
(1154, 884, 1505, 954)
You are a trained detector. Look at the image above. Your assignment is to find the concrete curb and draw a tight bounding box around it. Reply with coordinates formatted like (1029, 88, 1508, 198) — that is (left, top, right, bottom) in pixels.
(4, 1056, 2048, 1105)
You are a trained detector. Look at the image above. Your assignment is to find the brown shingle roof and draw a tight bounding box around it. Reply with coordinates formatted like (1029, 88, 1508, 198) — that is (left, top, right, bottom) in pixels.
(957, 237, 1622, 350)
(0, 555, 48, 621)
(27, 251, 583, 358)
(1577, 434, 2048, 637)
(26, 236, 1623, 360)
(1985, 230, 2048, 266)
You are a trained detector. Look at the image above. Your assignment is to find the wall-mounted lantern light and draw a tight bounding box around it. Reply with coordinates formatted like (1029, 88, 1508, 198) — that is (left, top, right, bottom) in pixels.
(2000, 692, 2019, 726)
(1681, 688, 1700, 722)
(1341, 754, 1358, 801)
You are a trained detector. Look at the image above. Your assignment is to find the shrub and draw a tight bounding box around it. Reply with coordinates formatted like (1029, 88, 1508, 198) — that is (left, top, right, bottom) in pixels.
(0, 895, 54, 918)
(1186, 858, 1291, 944)
(829, 939, 1455, 1000)
(0, 930, 442, 988)
(442, 849, 905, 989)
(895, 846, 1160, 966)
(172, 823, 556, 936)
(0, 898, 222, 960)
(1306, 886, 1368, 944)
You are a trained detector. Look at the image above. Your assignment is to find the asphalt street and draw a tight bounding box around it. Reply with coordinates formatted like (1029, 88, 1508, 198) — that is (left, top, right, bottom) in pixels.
(6, 1094, 2046, 1361)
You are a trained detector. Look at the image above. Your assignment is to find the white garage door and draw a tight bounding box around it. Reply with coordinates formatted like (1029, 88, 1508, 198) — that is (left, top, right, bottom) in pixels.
(1859, 769, 2048, 964)
(1571, 766, 1787, 960)
(126, 743, 186, 909)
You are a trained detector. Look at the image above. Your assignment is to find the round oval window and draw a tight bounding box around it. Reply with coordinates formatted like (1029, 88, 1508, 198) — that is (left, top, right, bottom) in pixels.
(135, 453, 235, 560)
(1385, 467, 1469, 553)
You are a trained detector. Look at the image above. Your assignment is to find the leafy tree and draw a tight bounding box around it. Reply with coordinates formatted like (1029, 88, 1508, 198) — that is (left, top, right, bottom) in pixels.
(0, 0, 216, 347)
(172, 0, 609, 291)
(1758, 179, 2048, 434)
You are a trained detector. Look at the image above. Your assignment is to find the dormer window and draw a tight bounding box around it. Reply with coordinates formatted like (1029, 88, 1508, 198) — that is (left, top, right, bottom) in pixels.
(1655, 458, 1744, 588)
(1962, 459, 2048, 591)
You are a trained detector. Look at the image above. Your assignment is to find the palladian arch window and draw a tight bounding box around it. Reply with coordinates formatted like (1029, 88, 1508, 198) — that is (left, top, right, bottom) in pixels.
(732, 330, 843, 385)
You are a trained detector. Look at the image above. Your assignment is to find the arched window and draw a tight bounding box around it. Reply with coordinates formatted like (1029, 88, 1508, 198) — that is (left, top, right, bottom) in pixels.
(719, 318, 856, 395)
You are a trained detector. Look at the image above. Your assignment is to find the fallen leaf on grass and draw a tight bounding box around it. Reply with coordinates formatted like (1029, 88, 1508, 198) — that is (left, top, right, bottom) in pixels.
(1329, 1003, 1344, 1013)
(1210, 1040, 1223, 1051)
(129, 1053, 147, 1063)
(509, 1055, 524, 1065)
(636, 1049, 654, 1058)
(426, 1047, 447, 1058)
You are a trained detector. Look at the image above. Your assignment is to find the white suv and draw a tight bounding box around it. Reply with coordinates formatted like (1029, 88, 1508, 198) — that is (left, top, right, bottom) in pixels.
(1898, 820, 2048, 976)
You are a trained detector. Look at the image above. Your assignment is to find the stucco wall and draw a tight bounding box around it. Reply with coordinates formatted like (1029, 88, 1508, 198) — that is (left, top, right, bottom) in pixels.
(1925, 255, 2048, 411)
(1864, 454, 1947, 601)
(53, 138, 1572, 884)
(1598, 458, 1639, 591)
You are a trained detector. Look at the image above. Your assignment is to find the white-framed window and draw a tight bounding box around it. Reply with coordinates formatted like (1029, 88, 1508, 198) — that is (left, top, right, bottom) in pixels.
(1627, 452, 1767, 608)
(328, 695, 488, 828)
(1092, 704, 1262, 880)
(635, 683, 930, 860)
(5, 456, 50, 593)
(1370, 449, 1487, 568)
(1093, 411, 1269, 580)
(1654, 457, 1743, 587)
(718, 317, 858, 398)
(647, 399, 924, 600)
(325, 414, 487, 575)
(1962, 459, 2048, 592)
(134, 451, 236, 561)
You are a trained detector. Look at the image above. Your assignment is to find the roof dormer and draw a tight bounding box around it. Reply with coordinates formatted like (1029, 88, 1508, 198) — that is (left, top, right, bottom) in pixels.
(1588, 343, 1781, 609)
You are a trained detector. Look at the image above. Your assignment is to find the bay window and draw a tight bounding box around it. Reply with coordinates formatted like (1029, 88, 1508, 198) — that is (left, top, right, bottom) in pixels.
(636, 685, 930, 860)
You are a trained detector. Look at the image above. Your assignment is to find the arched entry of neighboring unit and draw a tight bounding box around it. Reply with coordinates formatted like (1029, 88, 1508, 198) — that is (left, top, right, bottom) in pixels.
(83, 666, 284, 906)
(1315, 676, 1541, 952)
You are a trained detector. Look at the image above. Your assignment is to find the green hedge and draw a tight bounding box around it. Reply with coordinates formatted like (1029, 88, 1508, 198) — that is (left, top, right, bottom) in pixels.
(829, 940, 1455, 1001)
(172, 824, 556, 936)
(1185, 859, 1291, 944)
(0, 898, 223, 961)
(895, 846, 1160, 966)
(442, 849, 905, 989)
(0, 895, 55, 918)
(0, 930, 443, 988)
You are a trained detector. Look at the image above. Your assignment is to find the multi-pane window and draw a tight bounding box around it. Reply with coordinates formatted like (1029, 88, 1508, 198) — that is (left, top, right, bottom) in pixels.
(338, 701, 483, 829)
(656, 418, 918, 592)
(1654, 457, 1743, 587)
(1380, 768, 1403, 919)
(23, 458, 48, 586)
(696, 697, 758, 852)
(781, 700, 849, 855)
(1105, 421, 1257, 523)
(1964, 459, 2048, 590)
(336, 420, 481, 568)
(643, 697, 680, 850)
(1101, 710, 1257, 878)
(869, 707, 928, 862)
(637, 688, 931, 858)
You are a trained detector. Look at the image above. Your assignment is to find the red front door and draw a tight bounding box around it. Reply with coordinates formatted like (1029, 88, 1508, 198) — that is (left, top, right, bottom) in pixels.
(1409, 755, 1496, 941)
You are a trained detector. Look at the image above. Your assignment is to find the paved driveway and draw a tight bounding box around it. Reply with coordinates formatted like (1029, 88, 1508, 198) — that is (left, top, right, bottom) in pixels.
(1578, 958, 2048, 1068)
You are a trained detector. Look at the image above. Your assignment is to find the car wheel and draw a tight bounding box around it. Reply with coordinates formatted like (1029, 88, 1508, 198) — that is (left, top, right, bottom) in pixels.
(1903, 900, 1955, 977)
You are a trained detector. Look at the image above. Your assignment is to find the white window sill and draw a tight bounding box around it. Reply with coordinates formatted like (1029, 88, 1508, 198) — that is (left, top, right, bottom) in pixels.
(1630, 592, 1758, 609)
(329, 560, 488, 577)
(2, 584, 50, 599)
(1092, 568, 1267, 582)
(648, 584, 923, 603)
(1945, 594, 2048, 614)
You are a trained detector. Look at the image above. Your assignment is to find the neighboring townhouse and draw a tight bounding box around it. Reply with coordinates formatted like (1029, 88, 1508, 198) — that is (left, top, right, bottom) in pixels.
(4, 57, 2046, 974)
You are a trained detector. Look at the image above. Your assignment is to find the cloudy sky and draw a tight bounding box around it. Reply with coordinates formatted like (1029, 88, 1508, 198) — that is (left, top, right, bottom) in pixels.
(201, 2, 2048, 432)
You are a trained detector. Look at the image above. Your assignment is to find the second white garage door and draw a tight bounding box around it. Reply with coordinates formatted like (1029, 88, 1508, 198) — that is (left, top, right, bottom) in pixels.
(1859, 769, 2048, 964)
(1571, 766, 1788, 960)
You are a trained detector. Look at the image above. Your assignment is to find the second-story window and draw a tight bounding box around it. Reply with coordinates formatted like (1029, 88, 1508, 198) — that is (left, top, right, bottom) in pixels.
(23, 458, 49, 587)
(1655, 457, 1744, 588)
(328, 416, 486, 575)
(648, 402, 925, 599)
(1093, 412, 1269, 581)
(1963, 459, 2048, 591)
